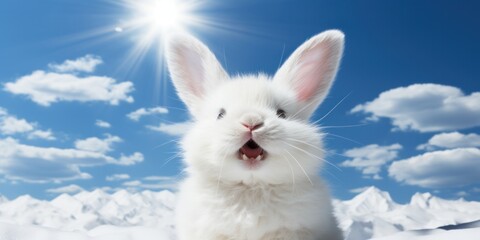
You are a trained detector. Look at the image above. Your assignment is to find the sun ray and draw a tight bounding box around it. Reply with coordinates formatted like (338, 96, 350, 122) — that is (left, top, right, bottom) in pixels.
(41, 0, 289, 108)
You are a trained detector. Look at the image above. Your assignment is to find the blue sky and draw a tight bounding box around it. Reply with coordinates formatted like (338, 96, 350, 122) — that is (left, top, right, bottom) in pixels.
(1, 0, 479, 202)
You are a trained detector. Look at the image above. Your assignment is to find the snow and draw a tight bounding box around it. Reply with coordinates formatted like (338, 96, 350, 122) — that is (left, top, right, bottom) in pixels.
(0, 186, 478, 240)
(371, 227, 480, 240)
(0, 222, 171, 240)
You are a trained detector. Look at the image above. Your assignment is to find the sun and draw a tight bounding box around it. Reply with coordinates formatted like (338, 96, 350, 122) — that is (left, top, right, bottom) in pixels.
(146, 0, 182, 29)
(116, 0, 198, 67)
(131, 0, 188, 33)
(118, 0, 199, 46)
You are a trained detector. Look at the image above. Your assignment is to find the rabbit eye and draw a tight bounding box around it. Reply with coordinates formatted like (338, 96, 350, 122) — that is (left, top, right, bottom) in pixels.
(276, 109, 286, 119)
(217, 108, 226, 119)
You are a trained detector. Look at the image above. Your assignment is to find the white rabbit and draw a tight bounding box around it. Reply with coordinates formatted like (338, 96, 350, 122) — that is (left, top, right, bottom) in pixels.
(166, 30, 345, 240)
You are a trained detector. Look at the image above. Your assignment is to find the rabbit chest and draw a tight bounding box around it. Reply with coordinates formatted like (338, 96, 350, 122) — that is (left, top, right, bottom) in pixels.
(177, 177, 333, 239)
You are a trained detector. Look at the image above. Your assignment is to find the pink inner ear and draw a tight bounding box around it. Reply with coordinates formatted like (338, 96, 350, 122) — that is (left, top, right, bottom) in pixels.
(180, 47, 206, 98)
(294, 45, 330, 102)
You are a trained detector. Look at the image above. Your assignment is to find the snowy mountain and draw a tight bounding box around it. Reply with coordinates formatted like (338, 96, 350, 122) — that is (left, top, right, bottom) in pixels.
(335, 187, 480, 239)
(0, 189, 176, 234)
(0, 186, 479, 240)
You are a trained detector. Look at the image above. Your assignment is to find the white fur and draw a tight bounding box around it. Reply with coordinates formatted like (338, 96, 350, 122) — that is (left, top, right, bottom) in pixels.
(166, 30, 345, 240)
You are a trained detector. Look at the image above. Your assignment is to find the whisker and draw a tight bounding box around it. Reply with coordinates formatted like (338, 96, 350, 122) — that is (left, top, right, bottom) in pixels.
(174, 169, 188, 182)
(163, 151, 184, 154)
(277, 43, 286, 69)
(286, 147, 341, 182)
(216, 153, 227, 194)
(285, 137, 352, 158)
(152, 139, 181, 149)
(325, 132, 363, 145)
(319, 123, 370, 129)
(283, 149, 313, 186)
(160, 152, 182, 168)
(282, 141, 342, 172)
(278, 99, 296, 108)
(216, 139, 234, 195)
(285, 137, 327, 153)
(320, 167, 341, 182)
(312, 92, 351, 125)
(288, 97, 319, 119)
(223, 47, 229, 72)
(281, 155, 296, 192)
(157, 119, 186, 124)
(162, 106, 189, 112)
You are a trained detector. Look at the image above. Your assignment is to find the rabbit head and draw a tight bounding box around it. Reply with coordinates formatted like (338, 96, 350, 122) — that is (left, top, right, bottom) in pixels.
(166, 30, 344, 185)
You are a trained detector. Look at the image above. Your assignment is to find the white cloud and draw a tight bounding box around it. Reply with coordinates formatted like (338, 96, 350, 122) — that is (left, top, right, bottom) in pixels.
(349, 186, 372, 194)
(142, 176, 174, 181)
(46, 184, 85, 194)
(147, 121, 192, 136)
(123, 180, 142, 187)
(106, 174, 130, 181)
(74, 135, 122, 154)
(127, 107, 169, 121)
(417, 132, 480, 150)
(0, 137, 143, 183)
(48, 55, 103, 73)
(117, 152, 144, 166)
(122, 176, 178, 190)
(389, 148, 480, 188)
(95, 120, 111, 128)
(4, 71, 134, 106)
(141, 176, 179, 190)
(0, 116, 34, 135)
(341, 144, 402, 179)
(0, 107, 54, 140)
(456, 191, 468, 198)
(98, 186, 117, 193)
(28, 130, 56, 141)
(351, 84, 480, 132)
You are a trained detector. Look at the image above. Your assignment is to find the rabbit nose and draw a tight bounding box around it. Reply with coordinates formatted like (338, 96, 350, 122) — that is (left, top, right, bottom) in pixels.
(242, 123, 264, 131)
(240, 113, 264, 131)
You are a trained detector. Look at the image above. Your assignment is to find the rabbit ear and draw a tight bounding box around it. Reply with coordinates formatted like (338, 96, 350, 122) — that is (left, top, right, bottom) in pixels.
(166, 34, 228, 115)
(274, 30, 345, 117)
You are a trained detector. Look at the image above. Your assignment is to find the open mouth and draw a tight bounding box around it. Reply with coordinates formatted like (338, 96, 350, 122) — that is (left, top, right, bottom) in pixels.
(239, 139, 266, 161)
